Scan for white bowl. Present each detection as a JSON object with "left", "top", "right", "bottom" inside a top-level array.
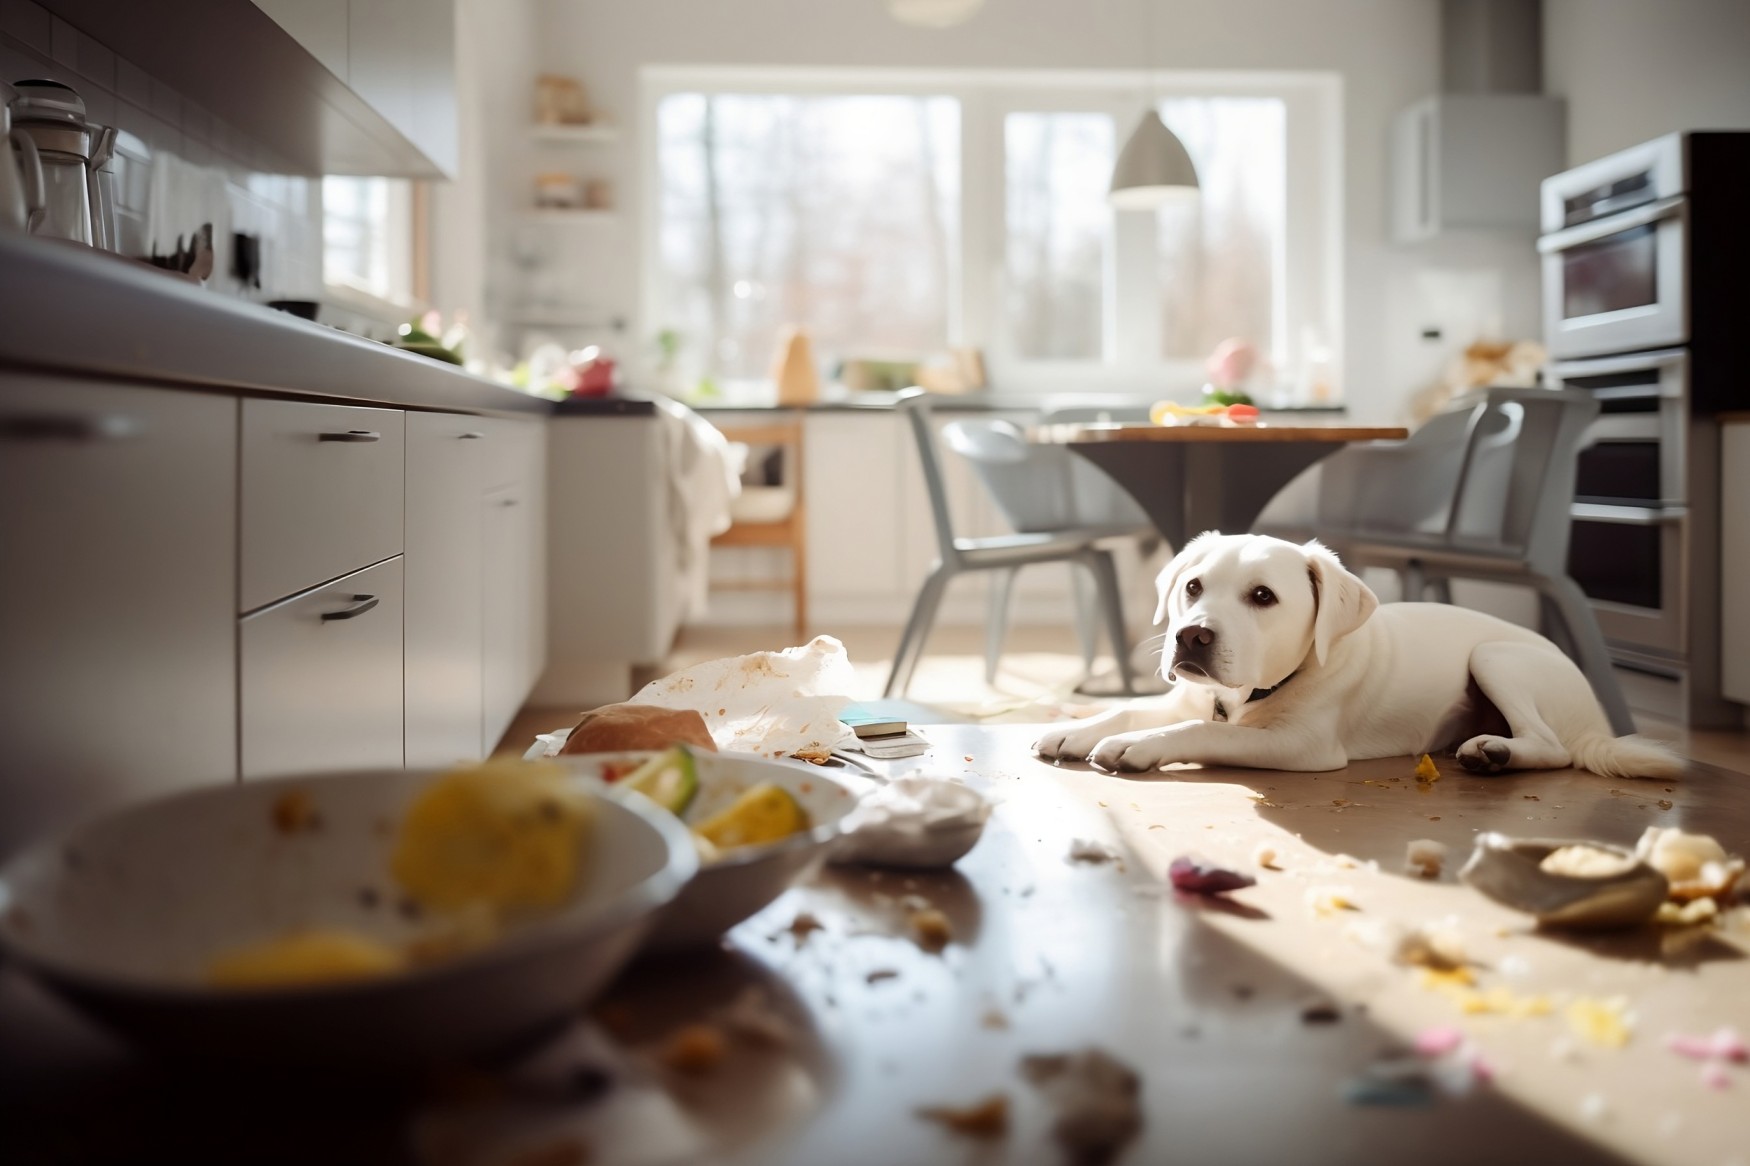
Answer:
[
  {"left": 558, "top": 751, "right": 864, "bottom": 952},
  {"left": 0, "top": 767, "right": 697, "bottom": 1066}
]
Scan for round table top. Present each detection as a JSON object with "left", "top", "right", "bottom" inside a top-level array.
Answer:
[{"left": 1034, "top": 421, "right": 1410, "bottom": 444}]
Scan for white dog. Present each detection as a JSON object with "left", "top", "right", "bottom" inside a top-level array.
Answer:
[{"left": 1033, "top": 533, "right": 1682, "bottom": 780}]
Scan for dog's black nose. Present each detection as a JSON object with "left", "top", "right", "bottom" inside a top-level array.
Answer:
[{"left": 1176, "top": 624, "right": 1215, "bottom": 650}]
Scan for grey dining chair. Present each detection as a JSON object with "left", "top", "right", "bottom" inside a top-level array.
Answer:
[
  {"left": 1252, "top": 386, "right": 1633, "bottom": 734},
  {"left": 883, "top": 390, "right": 1139, "bottom": 698}
]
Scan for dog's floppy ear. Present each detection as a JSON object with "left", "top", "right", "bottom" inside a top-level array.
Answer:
[
  {"left": 1152, "top": 531, "right": 1221, "bottom": 625},
  {"left": 1304, "top": 539, "right": 1377, "bottom": 665}
]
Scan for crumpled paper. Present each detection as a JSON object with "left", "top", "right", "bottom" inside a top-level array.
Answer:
[{"left": 530, "top": 636, "right": 857, "bottom": 763}]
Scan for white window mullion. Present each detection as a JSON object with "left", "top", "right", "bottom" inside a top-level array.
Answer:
[{"left": 955, "top": 88, "right": 997, "bottom": 352}]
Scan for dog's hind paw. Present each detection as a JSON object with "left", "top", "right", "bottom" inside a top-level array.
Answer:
[{"left": 1457, "top": 736, "right": 1512, "bottom": 774}]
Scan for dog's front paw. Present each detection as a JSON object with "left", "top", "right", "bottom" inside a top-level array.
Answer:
[
  {"left": 1088, "top": 730, "right": 1175, "bottom": 774},
  {"left": 1032, "top": 722, "right": 1111, "bottom": 763}
]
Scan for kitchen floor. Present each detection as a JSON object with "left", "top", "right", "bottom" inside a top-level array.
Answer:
[{"left": 498, "top": 623, "right": 1750, "bottom": 778}]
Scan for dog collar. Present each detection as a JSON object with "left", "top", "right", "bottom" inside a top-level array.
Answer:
[{"left": 1212, "top": 671, "right": 1298, "bottom": 722}]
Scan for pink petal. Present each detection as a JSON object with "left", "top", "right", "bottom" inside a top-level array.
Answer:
[
  {"left": 1168, "top": 857, "right": 1256, "bottom": 895},
  {"left": 1667, "top": 1033, "right": 1714, "bottom": 1060},
  {"left": 1414, "top": 1026, "right": 1466, "bottom": 1058},
  {"left": 1709, "top": 1028, "right": 1749, "bottom": 1064}
]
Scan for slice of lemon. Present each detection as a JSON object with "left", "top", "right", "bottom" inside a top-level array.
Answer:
[
  {"left": 692, "top": 782, "right": 810, "bottom": 852},
  {"left": 206, "top": 928, "right": 405, "bottom": 989}
]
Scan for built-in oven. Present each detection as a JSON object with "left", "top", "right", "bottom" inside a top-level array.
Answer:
[
  {"left": 1553, "top": 349, "right": 1688, "bottom": 656},
  {"left": 1539, "top": 135, "right": 1688, "bottom": 360}
]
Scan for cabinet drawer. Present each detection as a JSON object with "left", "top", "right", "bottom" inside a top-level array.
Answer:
[
  {"left": 241, "top": 557, "right": 404, "bottom": 779},
  {"left": 241, "top": 399, "right": 405, "bottom": 611}
]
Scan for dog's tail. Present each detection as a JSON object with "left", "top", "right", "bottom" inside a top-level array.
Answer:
[{"left": 1569, "top": 733, "right": 1685, "bottom": 781}]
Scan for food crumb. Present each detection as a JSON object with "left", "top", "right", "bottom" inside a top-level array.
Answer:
[
  {"left": 1579, "top": 1092, "right": 1610, "bottom": 1123},
  {"left": 867, "top": 968, "right": 900, "bottom": 984},
  {"left": 784, "top": 912, "right": 825, "bottom": 944},
  {"left": 271, "top": 789, "right": 319, "bottom": 834},
  {"left": 981, "top": 1008, "right": 1010, "bottom": 1030},
  {"left": 1301, "top": 1002, "right": 1342, "bottom": 1025},
  {"left": 1252, "top": 843, "right": 1279, "bottom": 870},
  {"left": 910, "top": 907, "right": 953, "bottom": 953},
  {"left": 657, "top": 1024, "right": 727, "bottom": 1074},
  {"left": 1658, "top": 799, "right": 1673, "bottom": 811},
  {"left": 1306, "top": 885, "right": 1360, "bottom": 917},
  {"left": 964, "top": 755, "right": 974, "bottom": 763},
  {"left": 1068, "top": 838, "right": 1120, "bottom": 865},
  {"left": 1405, "top": 838, "right": 1447, "bottom": 879},
  {"left": 1413, "top": 754, "right": 1440, "bottom": 782},
  {"left": 1021, "top": 1047, "right": 1143, "bottom": 1164},
  {"left": 916, "top": 1094, "right": 1009, "bottom": 1139},
  {"left": 1566, "top": 997, "right": 1633, "bottom": 1049}
]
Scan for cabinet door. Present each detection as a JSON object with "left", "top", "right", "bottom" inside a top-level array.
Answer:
[
  {"left": 805, "top": 414, "right": 907, "bottom": 602},
  {"left": 0, "top": 378, "right": 236, "bottom": 858},
  {"left": 404, "top": 413, "right": 484, "bottom": 768},
  {"left": 241, "top": 399, "right": 405, "bottom": 612},
  {"left": 241, "top": 558, "right": 404, "bottom": 779},
  {"left": 1723, "top": 423, "right": 1750, "bottom": 704},
  {"left": 481, "top": 485, "right": 531, "bottom": 755}
]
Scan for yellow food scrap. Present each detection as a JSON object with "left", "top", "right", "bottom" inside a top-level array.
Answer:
[
  {"left": 916, "top": 1094, "right": 1010, "bottom": 1139},
  {"left": 1413, "top": 754, "right": 1440, "bottom": 782},
  {"left": 392, "top": 761, "right": 595, "bottom": 914},
  {"left": 692, "top": 782, "right": 810, "bottom": 851},
  {"left": 1418, "top": 965, "right": 1478, "bottom": 991},
  {"left": 1655, "top": 897, "right": 1719, "bottom": 926},
  {"left": 910, "top": 907, "right": 953, "bottom": 953},
  {"left": 206, "top": 927, "right": 405, "bottom": 989},
  {"left": 271, "top": 788, "right": 318, "bottom": 834},
  {"left": 1566, "top": 997, "right": 1633, "bottom": 1048},
  {"left": 1305, "top": 885, "right": 1360, "bottom": 917},
  {"left": 659, "top": 1023, "right": 728, "bottom": 1074},
  {"left": 1418, "top": 967, "right": 1554, "bottom": 1018}
]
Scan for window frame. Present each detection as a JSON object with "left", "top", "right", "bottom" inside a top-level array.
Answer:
[
  {"left": 322, "top": 176, "right": 426, "bottom": 321},
  {"left": 640, "top": 65, "right": 1342, "bottom": 398}
]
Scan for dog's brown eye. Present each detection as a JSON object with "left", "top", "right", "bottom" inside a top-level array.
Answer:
[
  {"left": 1250, "top": 586, "right": 1277, "bottom": 606},
  {"left": 1185, "top": 578, "right": 1202, "bottom": 598}
]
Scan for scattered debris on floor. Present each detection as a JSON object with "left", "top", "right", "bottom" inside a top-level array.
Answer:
[
  {"left": 866, "top": 968, "right": 900, "bottom": 985},
  {"left": 1636, "top": 827, "right": 1745, "bottom": 902},
  {"left": 1413, "top": 754, "right": 1440, "bottom": 783},
  {"left": 1252, "top": 843, "right": 1280, "bottom": 870},
  {"left": 783, "top": 912, "right": 825, "bottom": 945},
  {"left": 1305, "top": 885, "right": 1360, "bottom": 917},
  {"left": 1345, "top": 918, "right": 1468, "bottom": 972},
  {"left": 910, "top": 907, "right": 953, "bottom": 953},
  {"left": 1566, "top": 997, "right": 1634, "bottom": 1048},
  {"left": 1405, "top": 839, "right": 1447, "bottom": 879},
  {"left": 1300, "top": 1002, "right": 1342, "bottom": 1025},
  {"left": 1021, "top": 1047, "right": 1144, "bottom": 1166},
  {"left": 1666, "top": 1026, "right": 1747, "bottom": 1064},
  {"left": 981, "top": 1008, "right": 1011, "bottom": 1030},
  {"left": 1068, "top": 839, "right": 1122, "bottom": 865},
  {"left": 916, "top": 1094, "right": 1010, "bottom": 1139},
  {"left": 1168, "top": 856, "right": 1257, "bottom": 896},
  {"left": 714, "top": 987, "right": 794, "bottom": 1049}
]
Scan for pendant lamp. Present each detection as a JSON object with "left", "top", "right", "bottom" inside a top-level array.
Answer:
[{"left": 1110, "top": 110, "right": 1200, "bottom": 209}]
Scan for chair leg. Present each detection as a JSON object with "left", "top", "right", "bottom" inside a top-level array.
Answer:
[
  {"left": 1401, "top": 561, "right": 1426, "bottom": 602},
  {"left": 884, "top": 566, "right": 952, "bottom": 699},
  {"left": 1534, "top": 572, "right": 1635, "bottom": 736},
  {"left": 1069, "top": 565, "right": 1097, "bottom": 673},
  {"left": 1087, "top": 550, "right": 1138, "bottom": 695},
  {"left": 1424, "top": 577, "right": 1452, "bottom": 604},
  {"left": 792, "top": 539, "right": 808, "bottom": 642},
  {"left": 985, "top": 567, "right": 1018, "bottom": 686}
]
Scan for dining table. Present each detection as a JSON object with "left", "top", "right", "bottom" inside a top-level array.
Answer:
[
  {"left": 3, "top": 723, "right": 1745, "bottom": 1166},
  {"left": 1033, "top": 419, "right": 1411, "bottom": 548}
]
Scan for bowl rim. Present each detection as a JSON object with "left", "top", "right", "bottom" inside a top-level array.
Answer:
[
  {"left": 553, "top": 749, "right": 864, "bottom": 872},
  {"left": 0, "top": 765, "right": 700, "bottom": 1002}
]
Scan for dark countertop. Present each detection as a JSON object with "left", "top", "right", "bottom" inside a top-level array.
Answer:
[
  {"left": 0, "top": 234, "right": 549, "bottom": 417},
  {"left": 688, "top": 392, "right": 1347, "bottom": 415}
]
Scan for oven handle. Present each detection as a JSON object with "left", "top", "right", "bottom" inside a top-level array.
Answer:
[
  {"left": 1537, "top": 195, "right": 1685, "bottom": 254},
  {"left": 1570, "top": 502, "right": 1686, "bottom": 526}
]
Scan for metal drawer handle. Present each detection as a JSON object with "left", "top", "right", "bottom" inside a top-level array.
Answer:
[
  {"left": 320, "top": 594, "right": 380, "bottom": 621},
  {"left": 319, "top": 430, "right": 382, "bottom": 443},
  {"left": 0, "top": 414, "right": 141, "bottom": 442},
  {"left": 496, "top": 497, "right": 520, "bottom": 507},
  {"left": 459, "top": 431, "right": 485, "bottom": 440}
]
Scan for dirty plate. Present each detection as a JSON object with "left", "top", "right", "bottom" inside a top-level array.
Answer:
[
  {"left": 0, "top": 768, "right": 697, "bottom": 1066},
  {"left": 556, "top": 750, "right": 865, "bottom": 952}
]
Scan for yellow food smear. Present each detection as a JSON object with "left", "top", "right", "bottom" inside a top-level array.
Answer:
[
  {"left": 206, "top": 928, "right": 405, "bottom": 989},
  {"left": 1419, "top": 968, "right": 1554, "bottom": 1018},
  {"left": 692, "top": 782, "right": 809, "bottom": 852},
  {"left": 1566, "top": 996, "right": 1633, "bottom": 1048},
  {"left": 391, "top": 760, "right": 595, "bottom": 914},
  {"left": 1413, "top": 754, "right": 1440, "bottom": 782}
]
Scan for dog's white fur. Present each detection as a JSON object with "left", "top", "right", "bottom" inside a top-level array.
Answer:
[{"left": 1033, "top": 533, "right": 1682, "bottom": 780}]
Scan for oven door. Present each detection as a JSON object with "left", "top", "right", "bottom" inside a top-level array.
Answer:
[
  {"left": 1567, "top": 502, "right": 1685, "bottom": 655},
  {"left": 1540, "top": 196, "right": 1687, "bottom": 359},
  {"left": 1554, "top": 349, "right": 1688, "bottom": 506}
]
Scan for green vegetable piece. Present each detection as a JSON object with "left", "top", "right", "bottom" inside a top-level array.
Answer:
[{"left": 619, "top": 746, "right": 700, "bottom": 816}]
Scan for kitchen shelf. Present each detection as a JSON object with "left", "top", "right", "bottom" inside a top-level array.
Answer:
[
  {"left": 530, "top": 123, "right": 619, "bottom": 144},
  {"left": 523, "top": 209, "right": 620, "bottom": 225}
]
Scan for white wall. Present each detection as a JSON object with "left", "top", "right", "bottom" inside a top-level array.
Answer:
[
  {"left": 497, "top": 0, "right": 1543, "bottom": 425},
  {"left": 1545, "top": 0, "right": 1750, "bottom": 166}
]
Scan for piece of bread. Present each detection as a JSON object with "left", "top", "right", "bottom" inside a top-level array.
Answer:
[{"left": 559, "top": 703, "right": 718, "bottom": 755}]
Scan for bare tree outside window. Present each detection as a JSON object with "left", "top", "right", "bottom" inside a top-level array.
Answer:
[
  {"left": 1003, "top": 112, "right": 1113, "bottom": 360},
  {"left": 657, "top": 93, "right": 960, "bottom": 383},
  {"left": 1156, "top": 97, "right": 1286, "bottom": 365}
]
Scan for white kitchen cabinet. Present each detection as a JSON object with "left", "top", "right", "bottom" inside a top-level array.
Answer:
[
  {"left": 241, "top": 557, "right": 405, "bottom": 779},
  {"left": 804, "top": 413, "right": 909, "bottom": 607},
  {"left": 252, "top": 0, "right": 349, "bottom": 78},
  {"left": 0, "top": 377, "right": 237, "bottom": 858},
  {"left": 240, "top": 399, "right": 406, "bottom": 612},
  {"left": 1722, "top": 421, "right": 1750, "bottom": 705},
  {"left": 1389, "top": 95, "right": 1565, "bottom": 243},
  {"left": 404, "top": 412, "right": 485, "bottom": 768},
  {"left": 480, "top": 418, "right": 546, "bottom": 754}
]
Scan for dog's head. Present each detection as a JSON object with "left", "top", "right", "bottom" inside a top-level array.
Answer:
[{"left": 1151, "top": 532, "right": 1378, "bottom": 690}]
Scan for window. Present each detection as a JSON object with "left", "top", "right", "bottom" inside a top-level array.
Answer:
[
  {"left": 322, "top": 176, "right": 416, "bottom": 309},
  {"left": 656, "top": 92, "right": 959, "bottom": 382},
  {"left": 644, "top": 68, "right": 1339, "bottom": 396}
]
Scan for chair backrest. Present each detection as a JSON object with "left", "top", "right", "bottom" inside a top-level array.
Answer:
[
  {"left": 898, "top": 388, "right": 963, "bottom": 563},
  {"left": 942, "top": 418, "right": 1080, "bottom": 533}
]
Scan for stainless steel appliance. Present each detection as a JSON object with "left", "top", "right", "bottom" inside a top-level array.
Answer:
[
  {"left": 7, "top": 79, "right": 117, "bottom": 249},
  {"left": 1541, "top": 132, "right": 1750, "bottom": 726}
]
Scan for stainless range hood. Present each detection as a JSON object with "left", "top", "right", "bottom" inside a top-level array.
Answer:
[{"left": 1390, "top": 0, "right": 1566, "bottom": 242}]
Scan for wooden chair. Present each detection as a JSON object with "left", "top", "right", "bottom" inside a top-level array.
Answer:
[{"left": 710, "top": 420, "right": 807, "bottom": 638}]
